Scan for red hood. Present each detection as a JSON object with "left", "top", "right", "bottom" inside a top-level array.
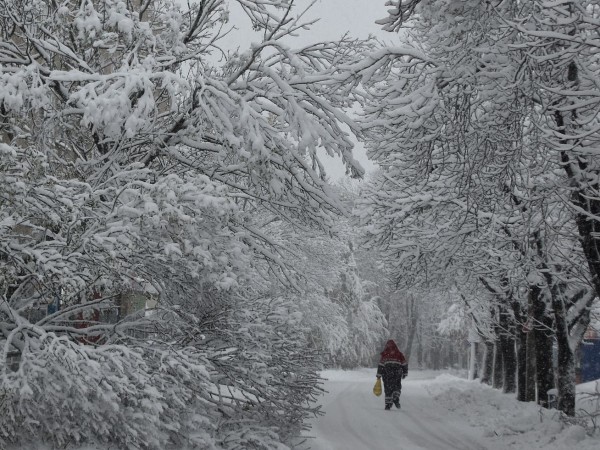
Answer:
[{"left": 380, "top": 340, "right": 406, "bottom": 363}]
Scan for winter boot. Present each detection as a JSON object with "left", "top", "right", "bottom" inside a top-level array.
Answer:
[
  {"left": 393, "top": 391, "right": 401, "bottom": 409},
  {"left": 385, "top": 403, "right": 392, "bottom": 410}
]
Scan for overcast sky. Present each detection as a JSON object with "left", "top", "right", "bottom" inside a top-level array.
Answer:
[
  {"left": 291, "top": 0, "right": 393, "bottom": 41},
  {"left": 223, "top": 0, "right": 400, "bottom": 182}
]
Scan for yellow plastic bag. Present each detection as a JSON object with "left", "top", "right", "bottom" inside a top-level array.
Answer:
[{"left": 373, "top": 377, "right": 382, "bottom": 397}]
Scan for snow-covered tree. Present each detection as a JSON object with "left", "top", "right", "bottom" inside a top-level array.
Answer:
[
  {"left": 355, "top": 0, "right": 600, "bottom": 416},
  {"left": 0, "top": 0, "right": 397, "bottom": 447}
]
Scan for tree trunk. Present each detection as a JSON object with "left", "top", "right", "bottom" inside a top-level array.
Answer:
[
  {"left": 552, "top": 299, "right": 576, "bottom": 416},
  {"left": 442, "top": 343, "right": 450, "bottom": 369},
  {"left": 480, "top": 340, "right": 494, "bottom": 385},
  {"left": 531, "top": 287, "right": 554, "bottom": 407},
  {"left": 492, "top": 341, "right": 503, "bottom": 389},
  {"left": 513, "top": 300, "right": 527, "bottom": 401},
  {"left": 468, "top": 341, "right": 479, "bottom": 380},
  {"left": 500, "top": 337, "right": 517, "bottom": 393},
  {"left": 534, "top": 315, "right": 554, "bottom": 407},
  {"left": 431, "top": 344, "right": 440, "bottom": 370},
  {"left": 555, "top": 110, "right": 599, "bottom": 412},
  {"left": 479, "top": 280, "right": 517, "bottom": 392},
  {"left": 516, "top": 328, "right": 527, "bottom": 401},
  {"left": 525, "top": 330, "right": 537, "bottom": 401},
  {"left": 532, "top": 225, "right": 575, "bottom": 415},
  {"left": 416, "top": 327, "right": 423, "bottom": 368},
  {"left": 499, "top": 304, "right": 517, "bottom": 394},
  {"left": 524, "top": 285, "right": 539, "bottom": 402}
]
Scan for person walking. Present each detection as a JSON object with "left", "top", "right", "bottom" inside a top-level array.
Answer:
[{"left": 376, "top": 339, "right": 408, "bottom": 410}]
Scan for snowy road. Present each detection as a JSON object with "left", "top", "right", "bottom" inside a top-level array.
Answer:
[{"left": 305, "top": 369, "right": 495, "bottom": 450}]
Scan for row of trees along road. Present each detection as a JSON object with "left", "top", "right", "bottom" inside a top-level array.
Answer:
[
  {"left": 358, "top": 0, "right": 600, "bottom": 417},
  {"left": 0, "top": 0, "right": 398, "bottom": 448}
]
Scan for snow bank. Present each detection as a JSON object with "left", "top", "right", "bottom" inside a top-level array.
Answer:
[{"left": 425, "top": 374, "right": 600, "bottom": 450}]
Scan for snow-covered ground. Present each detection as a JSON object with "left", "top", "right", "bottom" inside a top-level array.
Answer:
[
  {"left": 11, "top": 369, "right": 600, "bottom": 450},
  {"left": 302, "top": 369, "right": 600, "bottom": 450}
]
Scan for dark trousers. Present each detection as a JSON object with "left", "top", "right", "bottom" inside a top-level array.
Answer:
[{"left": 381, "top": 368, "right": 403, "bottom": 406}]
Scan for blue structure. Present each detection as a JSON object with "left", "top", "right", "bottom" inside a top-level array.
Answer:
[{"left": 579, "top": 339, "right": 600, "bottom": 384}]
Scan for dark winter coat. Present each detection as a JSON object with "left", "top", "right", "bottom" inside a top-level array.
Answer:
[{"left": 376, "top": 340, "right": 408, "bottom": 406}]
